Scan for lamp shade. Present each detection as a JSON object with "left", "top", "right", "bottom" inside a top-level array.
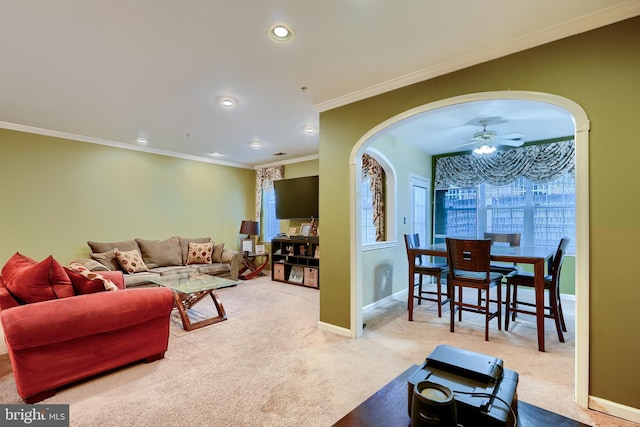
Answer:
[{"left": 239, "top": 220, "right": 260, "bottom": 236}]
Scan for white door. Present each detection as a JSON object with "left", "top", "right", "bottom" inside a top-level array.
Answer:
[{"left": 410, "top": 175, "right": 430, "bottom": 245}]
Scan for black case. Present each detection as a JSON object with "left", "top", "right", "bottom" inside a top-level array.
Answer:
[{"left": 408, "top": 345, "right": 519, "bottom": 427}]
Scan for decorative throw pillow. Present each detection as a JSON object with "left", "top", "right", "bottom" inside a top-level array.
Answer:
[
  {"left": 1, "top": 253, "right": 74, "bottom": 303},
  {"left": 113, "top": 249, "right": 149, "bottom": 274},
  {"left": 212, "top": 243, "right": 225, "bottom": 263},
  {"left": 1, "top": 252, "right": 37, "bottom": 283},
  {"left": 64, "top": 262, "right": 118, "bottom": 293},
  {"left": 179, "top": 237, "right": 212, "bottom": 265},
  {"left": 186, "top": 242, "right": 214, "bottom": 265}
]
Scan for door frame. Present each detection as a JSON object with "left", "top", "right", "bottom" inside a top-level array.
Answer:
[{"left": 349, "top": 90, "right": 590, "bottom": 407}]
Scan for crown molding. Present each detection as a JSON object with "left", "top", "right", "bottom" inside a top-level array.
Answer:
[
  {"left": 314, "top": 1, "right": 640, "bottom": 112},
  {"left": 0, "top": 121, "right": 256, "bottom": 169},
  {"left": 254, "top": 154, "right": 320, "bottom": 169}
]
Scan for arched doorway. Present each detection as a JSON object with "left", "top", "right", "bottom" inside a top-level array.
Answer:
[{"left": 349, "top": 90, "right": 590, "bottom": 406}]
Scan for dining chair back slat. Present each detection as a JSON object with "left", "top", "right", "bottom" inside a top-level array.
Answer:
[
  {"left": 504, "top": 237, "right": 571, "bottom": 343},
  {"left": 446, "top": 238, "right": 503, "bottom": 341},
  {"left": 404, "top": 234, "right": 448, "bottom": 317}
]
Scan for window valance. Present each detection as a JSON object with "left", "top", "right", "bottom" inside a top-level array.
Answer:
[
  {"left": 435, "top": 140, "right": 575, "bottom": 189},
  {"left": 255, "top": 165, "right": 284, "bottom": 220}
]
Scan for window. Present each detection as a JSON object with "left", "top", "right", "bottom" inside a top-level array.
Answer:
[
  {"left": 410, "top": 175, "right": 431, "bottom": 244},
  {"left": 360, "top": 148, "right": 396, "bottom": 247},
  {"left": 262, "top": 188, "right": 280, "bottom": 242},
  {"left": 435, "top": 173, "right": 575, "bottom": 251},
  {"left": 361, "top": 176, "right": 377, "bottom": 244}
]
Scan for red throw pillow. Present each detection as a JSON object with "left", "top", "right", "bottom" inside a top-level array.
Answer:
[
  {"left": 64, "top": 269, "right": 105, "bottom": 294},
  {"left": 1, "top": 252, "right": 37, "bottom": 282},
  {"left": 64, "top": 262, "right": 118, "bottom": 294},
  {"left": 2, "top": 253, "right": 74, "bottom": 303}
]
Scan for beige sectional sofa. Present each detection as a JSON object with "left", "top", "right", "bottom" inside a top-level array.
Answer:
[{"left": 73, "top": 236, "right": 242, "bottom": 288}]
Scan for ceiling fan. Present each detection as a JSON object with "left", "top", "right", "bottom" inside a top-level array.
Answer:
[{"left": 454, "top": 117, "right": 525, "bottom": 153}]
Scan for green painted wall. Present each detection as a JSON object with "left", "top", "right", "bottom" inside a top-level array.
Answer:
[
  {"left": 319, "top": 16, "right": 640, "bottom": 408},
  {"left": 0, "top": 129, "right": 255, "bottom": 265},
  {"left": 361, "top": 136, "right": 432, "bottom": 306}
]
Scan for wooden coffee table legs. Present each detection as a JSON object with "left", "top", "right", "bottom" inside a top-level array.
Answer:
[{"left": 172, "top": 289, "right": 227, "bottom": 331}]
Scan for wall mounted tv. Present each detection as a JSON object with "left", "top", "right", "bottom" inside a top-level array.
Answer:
[{"left": 274, "top": 176, "right": 319, "bottom": 219}]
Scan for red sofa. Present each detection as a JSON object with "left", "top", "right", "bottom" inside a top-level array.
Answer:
[{"left": 0, "top": 264, "right": 175, "bottom": 403}]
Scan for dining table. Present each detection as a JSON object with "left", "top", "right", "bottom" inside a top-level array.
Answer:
[{"left": 407, "top": 242, "right": 556, "bottom": 352}]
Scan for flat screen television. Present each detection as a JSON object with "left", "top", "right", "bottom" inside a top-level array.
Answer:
[{"left": 274, "top": 176, "right": 319, "bottom": 219}]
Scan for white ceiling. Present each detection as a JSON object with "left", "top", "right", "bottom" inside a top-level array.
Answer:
[{"left": 1, "top": 1, "right": 639, "bottom": 168}]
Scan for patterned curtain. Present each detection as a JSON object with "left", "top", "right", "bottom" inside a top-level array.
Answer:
[
  {"left": 255, "top": 166, "right": 284, "bottom": 220},
  {"left": 435, "top": 140, "right": 575, "bottom": 189},
  {"left": 362, "top": 154, "right": 385, "bottom": 242}
]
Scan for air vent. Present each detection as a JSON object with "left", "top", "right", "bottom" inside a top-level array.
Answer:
[{"left": 273, "top": 152, "right": 286, "bottom": 156}]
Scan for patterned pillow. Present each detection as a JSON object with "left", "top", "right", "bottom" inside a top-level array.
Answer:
[
  {"left": 113, "top": 249, "right": 149, "bottom": 274},
  {"left": 64, "top": 262, "right": 118, "bottom": 293},
  {"left": 212, "top": 243, "right": 225, "bottom": 263},
  {"left": 186, "top": 242, "right": 214, "bottom": 265}
]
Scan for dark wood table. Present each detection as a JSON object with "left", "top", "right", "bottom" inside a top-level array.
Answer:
[
  {"left": 333, "top": 365, "right": 590, "bottom": 427},
  {"left": 239, "top": 252, "right": 270, "bottom": 280},
  {"left": 408, "top": 244, "right": 555, "bottom": 352}
]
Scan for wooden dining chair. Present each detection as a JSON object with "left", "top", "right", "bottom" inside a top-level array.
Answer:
[
  {"left": 483, "top": 232, "right": 521, "bottom": 275},
  {"left": 404, "top": 234, "right": 449, "bottom": 317},
  {"left": 445, "top": 238, "right": 503, "bottom": 341},
  {"left": 504, "top": 237, "right": 570, "bottom": 343}
]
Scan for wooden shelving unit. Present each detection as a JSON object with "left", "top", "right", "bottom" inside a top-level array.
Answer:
[{"left": 271, "top": 237, "right": 319, "bottom": 288}]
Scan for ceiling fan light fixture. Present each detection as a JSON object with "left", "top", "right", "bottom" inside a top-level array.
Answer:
[
  {"left": 473, "top": 144, "right": 496, "bottom": 155},
  {"left": 473, "top": 129, "right": 497, "bottom": 141}
]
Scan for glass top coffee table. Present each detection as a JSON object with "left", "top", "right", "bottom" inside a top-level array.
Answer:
[{"left": 149, "top": 273, "right": 238, "bottom": 331}]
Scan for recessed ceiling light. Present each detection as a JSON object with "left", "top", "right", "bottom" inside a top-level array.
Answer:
[
  {"left": 209, "top": 152, "right": 224, "bottom": 157},
  {"left": 250, "top": 141, "right": 263, "bottom": 150},
  {"left": 218, "top": 96, "right": 238, "bottom": 108},
  {"left": 136, "top": 137, "right": 148, "bottom": 145},
  {"left": 269, "top": 25, "right": 294, "bottom": 42},
  {"left": 303, "top": 125, "right": 317, "bottom": 134}
]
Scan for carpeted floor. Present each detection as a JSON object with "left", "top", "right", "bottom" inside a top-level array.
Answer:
[{"left": 0, "top": 276, "right": 637, "bottom": 426}]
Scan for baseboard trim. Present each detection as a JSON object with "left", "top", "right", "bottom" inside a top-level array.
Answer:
[
  {"left": 317, "top": 321, "right": 352, "bottom": 337},
  {"left": 363, "top": 290, "right": 406, "bottom": 316},
  {"left": 589, "top": 395, "right": 640, "bottom": 424}
]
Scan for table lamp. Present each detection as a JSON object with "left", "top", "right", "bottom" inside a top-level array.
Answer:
[{"left": 239, "top": 220, "right": 260, "bottom": 254}]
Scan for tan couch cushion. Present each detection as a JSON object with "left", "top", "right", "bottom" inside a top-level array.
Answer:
[
  {"left": 136, "top": 237, "right": 182, "bottom": 269},
  {"left": 90, "top": 250, "right": 120, "bottom": 271},
  {"left": 179, "top": 237, "right": 211, "bottom": 265},
  {"left": 212, "top": 243, "right": 225, "bottom": 263},
  {"left": 87, "top": 239, "right": 138, "bottom": 254}
]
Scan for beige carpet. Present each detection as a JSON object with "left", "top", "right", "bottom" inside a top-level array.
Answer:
[{"left": 0, "top": 277, "right": 636, "bottom": 426}]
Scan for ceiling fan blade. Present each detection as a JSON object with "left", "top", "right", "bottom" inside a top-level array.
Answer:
[
  {"left": 499, "top": 132, "right": 524, "bottom": 140},
  {"left": 450, "top": 140, "right": 480, "bottom": 150},
  {"left": 497, "top": 132, "right": 524, "bottom": 147},
  {"left": 498, "top": 139, "right": 524, "bottom": 147}
]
